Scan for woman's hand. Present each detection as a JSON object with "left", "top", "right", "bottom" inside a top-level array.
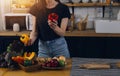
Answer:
[
  {"left": 48, "top": 18, "right": 69, "bottom": 36},
  {"left": 48, "top": 20, "right": 58, "bottom": 30},
  {"left": 26, "top": 32, "right": 37, "bottom": 46}
]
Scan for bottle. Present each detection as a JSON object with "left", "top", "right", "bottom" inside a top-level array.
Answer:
[{"left": 13, "top": 23, "right": 20, "bottom": 32}]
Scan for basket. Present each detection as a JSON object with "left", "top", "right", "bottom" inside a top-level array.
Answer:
[
  {"left": 77, "top": 21, "right": 87, "bottom": 31},
  {"left": 19, "top": 64, "right": 41, "bottom": 72},
  {"left": 36, "top": 57, "right": 66, "bottom": 70},
  {"left": 77, "top": 14, "right": 88, "bottom": 31},
  {"left": 116, "top": 62, "right": 120, "bottom": 68}
]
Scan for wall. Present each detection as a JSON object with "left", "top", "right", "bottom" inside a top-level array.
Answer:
[
  {"left": 104, "top": 7, "right": 120, "bottom": 18},
  {"left": 1, "top": 1, "right": 120, "bottom": 31},
  {"left": 72, "top": 7, "right": 120, "bottom": 29},
  {"left": 0, "top": 0, "right": 11, "bottom": 31},
  {"left": 0, "top": 0, "right": 3, "bottom": 31}
]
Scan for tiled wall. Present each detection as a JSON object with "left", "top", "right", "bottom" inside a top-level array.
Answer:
[
  {"left": 70, "top": 7, "right": 120, "bottom": 29},
  {"left": 104, "top": 7, "right": 120, "bottom": 18}
]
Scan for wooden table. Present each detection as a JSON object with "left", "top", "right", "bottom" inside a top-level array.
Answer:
[{"left": 0, "top": 59, "right": 71, "bottom": 76}]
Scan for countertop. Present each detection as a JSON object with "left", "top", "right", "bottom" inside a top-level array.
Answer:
[
  {"left": 1, "top": 30, "right": 120, "bottom": 37},
  {"left": 0, "top": 59, "right": 71, "bottom": 76}
]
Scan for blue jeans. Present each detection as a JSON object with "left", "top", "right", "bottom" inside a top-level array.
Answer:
[{"left": 38, "top": 37, "right": 70, "bottom": 58}]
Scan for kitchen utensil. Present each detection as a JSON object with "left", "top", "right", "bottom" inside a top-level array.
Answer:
[{"left": 79, "top": 63, "right": 111, "bottom": 69}]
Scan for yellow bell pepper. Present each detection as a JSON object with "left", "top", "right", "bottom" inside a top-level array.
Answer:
[
  {"left": 24, "top": 52, "right": 36, "bottom": 60},
  {"left": 20, "top": 34, "right": 30, "bottom": 45}
]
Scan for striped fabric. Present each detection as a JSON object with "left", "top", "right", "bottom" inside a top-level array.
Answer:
[{"left": 71, "top": 57, "right": 120, "bottom": 76}]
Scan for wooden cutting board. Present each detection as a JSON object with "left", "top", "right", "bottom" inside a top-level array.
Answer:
[
  {"left": 79, "top": 63, "right": 111, "bottom": 69},
  {"left": 116, "top": 62, "right": 120, "bottom": 68}
]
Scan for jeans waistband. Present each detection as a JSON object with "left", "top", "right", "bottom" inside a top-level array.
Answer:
[{"left": 40, "top": 37, "right": 64, "bottom": 43}]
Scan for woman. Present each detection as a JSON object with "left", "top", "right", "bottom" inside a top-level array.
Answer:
[{"left": 28, "top": 0, "right": 70, "bottom": 58}]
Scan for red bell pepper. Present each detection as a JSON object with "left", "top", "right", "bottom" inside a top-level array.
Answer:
[
  {"left": 48, "top": 13, "right": 59, "bottom": 21},
  {"left": 12, "top": 56, "right": 24, "bottom": 64}
]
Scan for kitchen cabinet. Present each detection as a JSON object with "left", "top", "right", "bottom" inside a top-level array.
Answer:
[
  {"left": 66, "top": 37, "right": 106, "bottom": 58},
  {"left": 0, "top": 36, "right": 38, "bottom": 55},
  {"left": 1, "top": 31, "right": 120, "bottom": 58},
  {"left": 66, "top": 37, "right": 120, "bottom": 59},
  {"left": 105, "top": 37, "right": 120, "bottom": 58},
  {"left": 0, "top": 39, "right": 4, "bottom": 53},
  {"left": 0, "top": 36, "right": 19, "bottom": 53},
  {"left": 1, "top": 36, "right": 120, "bottom": 59}
]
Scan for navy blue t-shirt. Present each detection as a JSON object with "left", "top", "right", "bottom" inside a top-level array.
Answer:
[{"left": 29, "top": 3, "right": 70, "bottom": 41}]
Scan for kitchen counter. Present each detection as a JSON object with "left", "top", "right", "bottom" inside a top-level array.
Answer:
[
  {"left": 66, "top": 30, "right": 120, "bottom": 37},
  {"left": 0, "top": 59, "right": 71, "bottom": 76},
  {"left": 1, "top": 30, "right": 120, "bottom": 37},
  {"left": 0, "top": 31, "right": 30, "bottom": 36}
]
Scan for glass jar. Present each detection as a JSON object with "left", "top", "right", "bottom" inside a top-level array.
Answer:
[{"left": 13, "top": 23, "right": 20, "bottom": 32}]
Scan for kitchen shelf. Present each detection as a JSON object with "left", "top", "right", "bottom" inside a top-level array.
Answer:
[
  {"left": 10, "top": 3, "right": 120, "bottom": 13},
  {"left": 65, "top": 30, "right": 120, "bottom": 37},
  {"left": 65, "top": 2, "right": 120, "bottom": 30},
  {"left": 11, "top": 8, "right": 30, "bottom": 13},
  {"left": 66, "top": 3, "right": 120, "bottom": 7},
  {"left": 1, "top": 30, "right": 120, "bottom": 37}
]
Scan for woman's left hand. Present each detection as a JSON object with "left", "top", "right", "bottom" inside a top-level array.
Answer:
[{"left": 48, "top": 20, "right": 58, "bottom": 30}]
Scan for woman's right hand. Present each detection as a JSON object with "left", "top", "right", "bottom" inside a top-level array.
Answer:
[{"left": 27, "top": 32, "right": 37, "bottom": 46}]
